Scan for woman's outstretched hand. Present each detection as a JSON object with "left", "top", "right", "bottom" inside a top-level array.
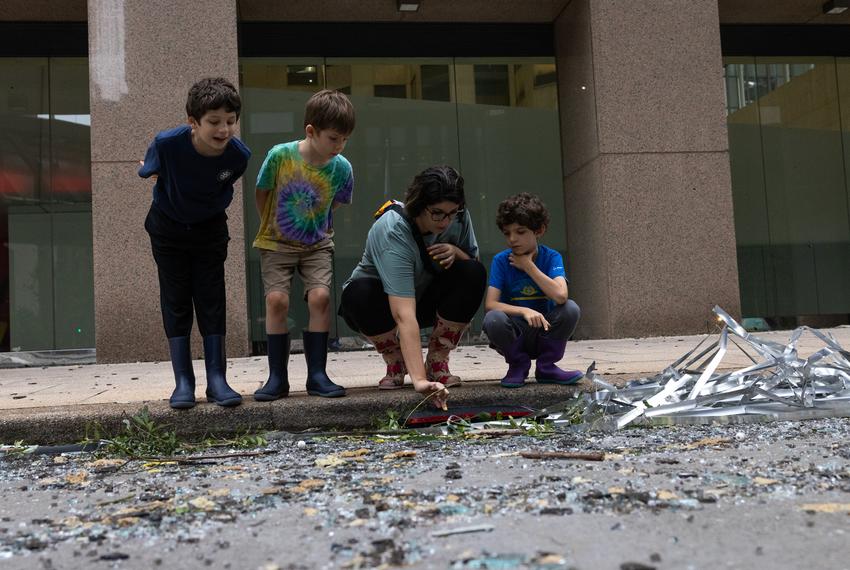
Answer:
[{"left": 412, "top": 378, "right": 449, "bottom": 410}]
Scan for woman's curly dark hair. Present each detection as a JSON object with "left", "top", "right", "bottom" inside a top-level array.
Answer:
[
  {"left": 403, "top": 165, "right": 465, "bottom": 218},
  {"left": 495, "top": 192, "right": 549, "bottom": 232}
]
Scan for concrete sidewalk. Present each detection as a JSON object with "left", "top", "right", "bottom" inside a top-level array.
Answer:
[{"left": 2, "top": 326, "right": 849, "bottom": 444}]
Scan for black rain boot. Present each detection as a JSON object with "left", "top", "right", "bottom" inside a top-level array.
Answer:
[
  {"left": 254, "top": 333, "right": 291, "bottom": 401},
  {"left": 168, "top": 336, "right": 196, "bottom": 409},
  {"left": 203, "top": 334, "right": 243, "bottom": 407},
  {"left": 303, "top": 331, "right": 346, "bottom": 398}
]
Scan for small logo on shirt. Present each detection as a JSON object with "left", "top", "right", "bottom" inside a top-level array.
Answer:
[
  {"left": 520, "top": 285, "right": 538, "bottom": 296},
  {"left": 217, "top": 170, "right": 233, "bottom": 182}
]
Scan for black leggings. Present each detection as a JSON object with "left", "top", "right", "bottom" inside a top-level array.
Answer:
[{"left": 339, "top": 259, "right": 487, "bottom": 336}]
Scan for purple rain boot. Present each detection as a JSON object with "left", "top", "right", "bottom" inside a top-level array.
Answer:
[
  {"left": 500, "top": 335, "right": 532, "bottom": 389},
  {"left": 534, "top": 336, "right": 583, "bottom": 385}
]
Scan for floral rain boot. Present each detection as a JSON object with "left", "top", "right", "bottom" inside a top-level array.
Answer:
[{"left": 425, "top": 315, "right": 468, "bottom": 385}]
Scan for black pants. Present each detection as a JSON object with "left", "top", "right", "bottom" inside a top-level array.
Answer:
[
  {"left": 339, "top": 258, "right": 487, "bottom": 336},
  {"left": 145, "top": 205, "right": 229, "bottom": 338}
]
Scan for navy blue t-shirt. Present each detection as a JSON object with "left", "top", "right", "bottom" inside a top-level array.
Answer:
[
  {"left": 138, "top": 125, "right": 251, "bottom": 224},
  {"left": 488, "top": 244, "right": 569, "bottom": 314}
]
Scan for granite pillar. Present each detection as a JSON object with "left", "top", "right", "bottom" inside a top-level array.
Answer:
[
  {"left": 88, "top": 0, "right": 248, "bottom": 362},
  {"left": 555, "top": 0, "right": 741, "bottom": 338}
]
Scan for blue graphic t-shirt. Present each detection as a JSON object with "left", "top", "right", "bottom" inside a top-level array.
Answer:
[
  {"left": 253, "top": 141, "right": 354, "bottom": 250},
  {"left": 488, "top": 245, "right": 569, "bottom": 314},
  {"left": 138, "top": 125, "right": 251, "bottom": 224}
]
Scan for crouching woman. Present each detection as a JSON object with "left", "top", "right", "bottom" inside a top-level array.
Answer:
[{"left": 338, "top": 165, "right": 486, "bottom": 409}]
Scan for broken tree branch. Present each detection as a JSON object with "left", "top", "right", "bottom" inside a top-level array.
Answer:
[{"left": 519, "top": 451, "right": 605, "bottom": 461}]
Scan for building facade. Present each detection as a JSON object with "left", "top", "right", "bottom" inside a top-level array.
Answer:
[{"left": 0, "top": 1, "right": 847, "bottom": 363}]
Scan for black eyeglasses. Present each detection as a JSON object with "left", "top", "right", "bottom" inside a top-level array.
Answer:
[{"left": 425, "top": 206, "right": 464, "bottom": 222}]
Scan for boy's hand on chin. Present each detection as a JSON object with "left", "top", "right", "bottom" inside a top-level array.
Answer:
[{"left": 508, "top": 252, "right": 534, "bottom": 272}]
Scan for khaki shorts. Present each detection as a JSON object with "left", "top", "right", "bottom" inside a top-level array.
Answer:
[{"left": 259, "top": 240, "right": 334, "bottom": 297}]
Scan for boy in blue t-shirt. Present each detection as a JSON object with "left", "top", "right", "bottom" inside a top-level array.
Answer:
[
  {"left": 139, "top": 77, "right": 251, "bottom": 409},
  {"left": 483, "top": 193, "right": 582, "bottom": 388},
  {"left": 252, "top": 90, "right": 355, "bottom": 401}
]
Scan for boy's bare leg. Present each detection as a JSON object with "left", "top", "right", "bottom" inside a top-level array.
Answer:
[
  {"left": 265, "top": 290, "right": 290, "bottom": 334},
  {"left": 306, "top": 287, "right": 331, "bottom": 333}
]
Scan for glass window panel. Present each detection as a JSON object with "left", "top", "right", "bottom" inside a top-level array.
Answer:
[
  {"left": 0, "top": 59, "right": 50, "bottom": 351},
  {"left": 724, "top": 56, "right": 772, "bottom": 316},
  {"left": 724, "top": 58, "right": 760, "bottom": 115},
  {"left": 8, "top": 209, "right": 54, "bottom": 350},
  {"left": 839, "top": 58, "right": 850, "bottom": 209},
  {"left": 756, "top": 57, "right": 849, "bottom": 315},
  {"left": 0, "top": 58, "right": 49, "bottom": 202},
  {"left": 727, "top": 55, "right": 850, "bottom": 319},
  {"left": 52, "top": 209, "right": 94, "bottom": 348},
  {"left": 454, "top": 58, "right": 564, "bottom": 334},
  {"left": 836, "top": 58, "right": 850, "bottom": 314},
  {"left": 0, "top": 57, "right": 94, "bottom": 352},
  {"left": 49, "top": 58, "right": 91, "bottom": 204},
  {"left": 420, "top": 65, "right": 451, "bottom": 102},
  {"left": 473, "top": 64, "right": 510, "bottom": 106},
  {"left": 286, "top": 64, "right": 320, "bottom": 87}
]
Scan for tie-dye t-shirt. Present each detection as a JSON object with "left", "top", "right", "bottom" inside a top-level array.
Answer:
[{"left": 253, "top": 141, "right": 354, "bottom": 250}]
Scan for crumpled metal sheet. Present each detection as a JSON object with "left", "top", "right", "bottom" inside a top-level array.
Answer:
[{"left": 565, "top": 306, "right": 850, "bottom": 429}]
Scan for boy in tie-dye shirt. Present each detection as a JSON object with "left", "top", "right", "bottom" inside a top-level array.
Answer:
[{"left": 252, "top": 90, "right": 355, "bottom": 401}]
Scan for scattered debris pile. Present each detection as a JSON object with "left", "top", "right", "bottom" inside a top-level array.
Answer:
[{"left": 571, "top": 306, "right": 850, "bottom": 429}]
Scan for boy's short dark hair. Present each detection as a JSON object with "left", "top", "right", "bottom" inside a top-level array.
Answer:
[
  {"left": 304, "top": 89, "right": 356, "bottom": 134},
  {"left": 186, "top": 77, "right": 242, "bottom": 121},
  {"left": 496, "top": 192, "right": 550, "bottom": 232},
  {"left": 404, "top": 165, "right": 465, "bottom": 218}
]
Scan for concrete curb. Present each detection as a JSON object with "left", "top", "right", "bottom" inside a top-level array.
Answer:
[{"left": 0, "top": 377, "right": 631, "bottom": 445}]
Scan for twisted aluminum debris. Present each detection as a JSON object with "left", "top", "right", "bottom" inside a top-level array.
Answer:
[{"left": 580, "top": 306, "right": 850, "bottom": 429}]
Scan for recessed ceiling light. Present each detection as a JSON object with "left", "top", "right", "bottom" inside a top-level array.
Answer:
[
  {"left": 397, "top": 0, "right": 420, "bottom": 12},
  {"left": 823, "top": 0, "right": 849, "bottom": 15}
]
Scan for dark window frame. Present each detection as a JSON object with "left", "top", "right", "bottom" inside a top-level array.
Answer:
[
  {"left": 0, "top": 22, "right": 87, "bottom": 57},
  {"left": 721, "top": 25, "right": 850, "bottom": 57},
  {"left": 239, "top": 22, "right": 554, "bottom": 58}
]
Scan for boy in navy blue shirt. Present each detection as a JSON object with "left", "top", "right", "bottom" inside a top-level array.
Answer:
[
  {"left": 139, "top": 77, "right": 251, "bottom": 409},
  {"left": 483, "top": 193, "right": 583, "bottom": 388}
]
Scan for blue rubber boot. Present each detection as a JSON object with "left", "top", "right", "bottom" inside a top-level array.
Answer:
[
  {"left": 254, "top": 333, "right": 290, "bottom": 401},
  {"left": 303, "top": 331, "right": 346, "bottom": 398},
  {"left": 203, "top": 335, "right": 243, "bottom": 407},
  {"left": 168, "top": 336, "right": 196, "bottom": 409},
  {"left": 534, "top": 336, "right": 583, "bottom": 385}
]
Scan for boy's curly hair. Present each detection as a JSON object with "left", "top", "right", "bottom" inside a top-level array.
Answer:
[
  {"left": 186, "top": 77, "right": 242, "bottom": 121},
  {"left": 304, "top": 89, "right": 356, "bottom": 135},
  {"left": 496, "top": 192, "right": 549, "bottom": 232}
]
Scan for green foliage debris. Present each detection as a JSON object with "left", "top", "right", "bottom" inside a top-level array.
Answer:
[{"left": 83, "top": 406, "right": 267, "bottom": 458}]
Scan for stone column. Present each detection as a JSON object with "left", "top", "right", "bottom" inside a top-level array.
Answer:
[
  {"left": 554, "top": 0, "right": 741, "bottom": 338},
  {"left": 88, "top": 0, "right": 248, "bottom": 362}
]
